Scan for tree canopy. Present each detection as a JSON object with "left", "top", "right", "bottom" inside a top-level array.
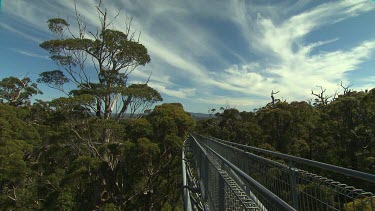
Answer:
[
  {"left": 0, "top": 76, "right": 42, "bottom": 106},
  {"left": 1, "top": 1, "right": 374, "bottom": 210},
  {"left": 38, "top": 5, "right": 159, "bottom": 122},
  {"left": 196, "top": 88, "right": 375, "bottom": 178}
]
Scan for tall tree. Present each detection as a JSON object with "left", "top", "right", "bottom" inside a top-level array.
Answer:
[
  {"left": 31, "top": 3, "right": 167, "bottom": 209},
  {"left": 38, "top": 3, "right": 162, "bottom": 144}
]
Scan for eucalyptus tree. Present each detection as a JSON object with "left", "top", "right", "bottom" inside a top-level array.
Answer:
[
  {"left": 38, "top": 3, "right": 162, "bottom": 143},
  {"left": 34, "top": 4, "right": 165, "bottom": 209},
  {"left": 0, "top": 76, "right": 42, "bottom": 107}
]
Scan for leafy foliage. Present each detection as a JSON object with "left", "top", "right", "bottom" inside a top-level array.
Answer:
[
  {"left": 0, "top": 104, "right": 40, "bottom": 209},
  {"left": 0, "top": 98, "right": 194, "bottom": 210},
  {"left": 37, "top": 70, "right": 69, "bottom": 92},
  {"left": 1, "top": 80, "right": 374, "bottom": 209},
  {"left": 197, "top": 88, "right": 375, "bottom": 176},
  {"left": 0, "top": 76, "right": 42, "bottom": 106},
  {"left": 38, "top": 3, "right": 158, "bottom": 123},
  {"left": 1, "top": 2, "right": 374, "bottom": 210}
]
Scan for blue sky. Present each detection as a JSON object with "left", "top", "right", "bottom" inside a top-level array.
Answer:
[{"left": 1, "top": 0, "right": 375, "bottom": 113}]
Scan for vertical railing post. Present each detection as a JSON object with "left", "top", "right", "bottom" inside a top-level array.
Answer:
[{"left": 289, "top": 161, "right": 299, "bottom": 210}]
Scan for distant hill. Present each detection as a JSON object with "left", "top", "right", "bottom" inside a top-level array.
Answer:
[
  {"left": 189, "top": 112, "right": 214, "bottom": 119},
  {"left": 112, "top": 112, "right": 213, "bottom": 120}
]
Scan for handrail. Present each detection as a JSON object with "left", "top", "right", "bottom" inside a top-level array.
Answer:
[
  {"left": 191, "top": 134, "right": 296, "bottom": 211},
  {"left": 182, "top": 140, "right": 192, "bottom": 211},
  {"left": 196, "top": 134, "right": 375, "bottom": 184}
]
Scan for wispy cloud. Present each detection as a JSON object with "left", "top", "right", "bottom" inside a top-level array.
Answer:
[
  {"left": 10, "top": 48, "right": 49, "bottom": 60},
  {"left": 0, "top": 23, "right": 42, "bottom": 43},
  {"left": 3, "top": 0, "right": 375, "bottom": 112},
  {"left": 149, "top": 82, "right": 196, "bottom": 99},
  {"left": 354, "top": 76, "right": 375, "bottom": 91},
  {"left": 210, "top": 0, "right": 375, "bottom": 105}
]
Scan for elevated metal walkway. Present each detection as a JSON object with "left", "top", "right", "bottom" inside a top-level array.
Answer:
[{"left": 182, "top": 134, "right": 375, "bottom": 210}]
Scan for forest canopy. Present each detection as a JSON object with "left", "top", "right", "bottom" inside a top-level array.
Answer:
[{"left": 1, "top": 1, "right": 375, "bottom": 210}]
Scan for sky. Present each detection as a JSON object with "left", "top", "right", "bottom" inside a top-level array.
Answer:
[{"left": 1, "top": 0, "right": 375, "bottom": 113}]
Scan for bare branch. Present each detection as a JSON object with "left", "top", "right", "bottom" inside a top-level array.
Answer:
[
  {"left": 146, "top": 72, "right": 152, "bottom": 84},
  {"left": 340, "top": 81, "right": 353, "bottom": 95},
  {"left": 271, "top": 90, "right": 280, "bottom": 106},
  {"left": 311, "top": 85, "right": 332, "bottom": 106},
  {"left": 137, "top": 31, "right": 141, "bottom": 43}
]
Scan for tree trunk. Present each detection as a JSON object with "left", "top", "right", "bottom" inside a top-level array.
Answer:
[{"left": 102, "top": 128, "right": 110, "bottom": 144}]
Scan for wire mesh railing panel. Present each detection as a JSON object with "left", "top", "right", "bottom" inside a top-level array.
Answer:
[
  {"left": 294, "top": 169, "right": 375, "bottom": 211},
  {"left": 196, "top": 134, "right": 295, "bottom": 209},
  {"left": 183, "top": 135, "right": 263, "bottom": 211},
  {"left": 206, "top": 160, "right": 220, "bottom": 210},
  {"left": 198, "top": 137, "right": 294, "bottom": 210},
  {"left": 182, "top": 137, "right": 206, "bottom": 210},
  {"left": 222, "top": 179, "right": 259, "bottom": 211},
  {"left": 242, "top": 179, "right": 285, "bottom": 211},
  {"left": 193, "top": 134, "right": 375, "bottom": 211}
]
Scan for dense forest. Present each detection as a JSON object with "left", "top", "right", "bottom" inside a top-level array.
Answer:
[
  {"left": 2, "top": 78, "right": 375, "bottom": 210},
  {"left": 1, "top": 3, "right": 375, "bottom": 210},
  {"left": 0, "top": 4, "right": 195, "bottom": 210},
  {"left": 197, "top": 88, "right": 375, "bottom": 175}
]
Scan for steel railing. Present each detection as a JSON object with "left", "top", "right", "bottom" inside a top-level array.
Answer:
[
  {"left": 183, "top": 135, "right": 295, "bottom": 210},
  {"left": 183, "top": 134, "right": 375, "bottom": 211}
]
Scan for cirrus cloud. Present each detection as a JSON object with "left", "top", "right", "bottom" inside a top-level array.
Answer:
[{"left": 2, "top": 0, "right": 375, "bottom": 112}]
